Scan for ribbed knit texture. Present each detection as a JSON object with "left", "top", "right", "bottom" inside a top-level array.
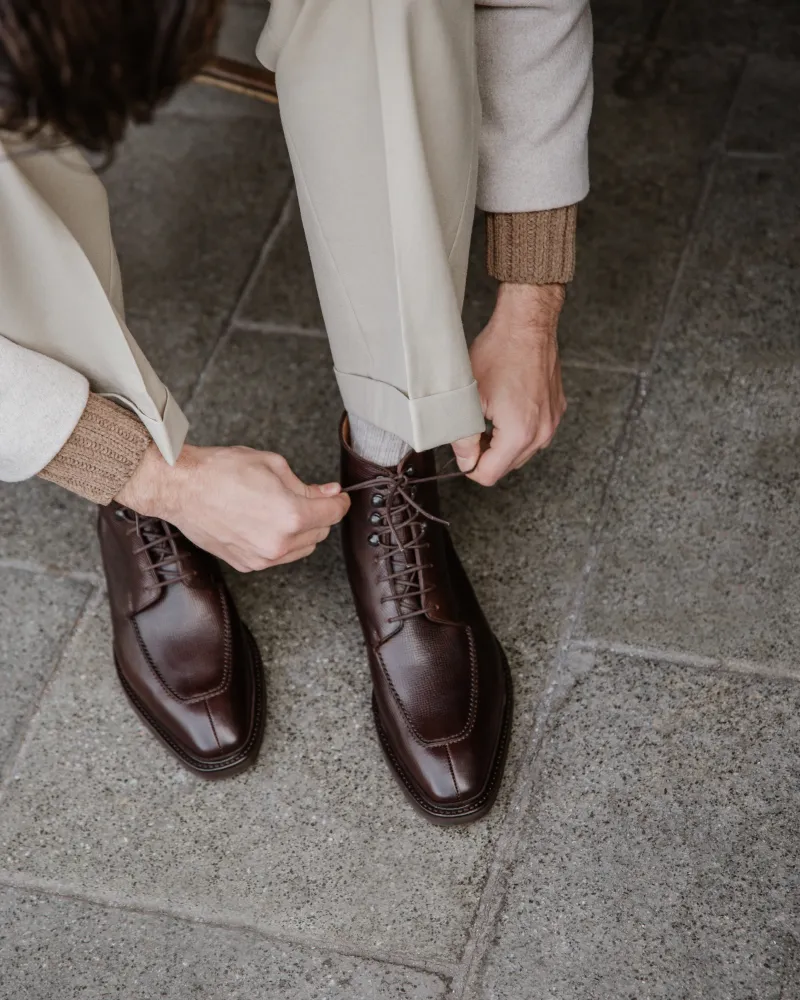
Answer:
[
  {"left": 349, "top": 412, "right": 410, "bottom": 468},
  {"left": 485, "top": 206, "right": 577, "bottom": 284},
  {"left": 38, "top": 393, "right": 152, "bottom": 505}
]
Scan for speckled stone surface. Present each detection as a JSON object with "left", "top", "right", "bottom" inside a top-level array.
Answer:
[
  {"left": 0, "top": 331, "right": 633, "bottom": 964},
  {"left": 2, "top": 0, "right": 799, "bottom": 993},
  {"left": 104, "top": 115, "right": 292, "bottom": 407},
  {"left": 237, "top": 196, "right": 326, "bottom": 331},
  {"left": 0, "top": 572, "right": 90, "bottom": 771},
  {"left": 727, "top": 56, "right": 800, "bottom": 155},
  {"left": 579, "top": 159, "right": 800, "bottom": 666},
  {"left": 0, "top": 481, "right": 99, "bottom": 576},
  {"left": 659, "top": 0, "right": 800, "bottom": 59},
  {"left": 475, "top": 651, "right": 800, "bottom": 1000},
  {"left": 0, "top": 888, "right": 449, "bottom": 1000}
]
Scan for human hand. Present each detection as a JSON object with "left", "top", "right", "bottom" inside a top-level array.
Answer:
[
  {"left": 116, "top": 443, "right": 350, "bottom": 572},
  {"left": 451, "top": 282, "right": 567, "bottom": 486}
]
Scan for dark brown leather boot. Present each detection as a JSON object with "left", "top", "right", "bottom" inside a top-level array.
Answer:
[
  {"left": 340, "top": 419, "right": 512, "bottom": 824},
  {"left": 98, "top": 503, "right": 266, "bottom": 778}
]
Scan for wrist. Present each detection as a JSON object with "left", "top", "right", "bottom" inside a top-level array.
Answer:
[
  {"left": 115, "top": 442, "right": 193, "bottom": 520},
  {"left": 496, "top": 282, "right": 565, "bottom": 333}
]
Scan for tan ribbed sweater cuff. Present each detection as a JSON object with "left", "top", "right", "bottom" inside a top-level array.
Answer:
[
  {"left": 38, "top": 393, "right": 152, "bottom": 505},
  {"left": 485, "top": 205, "right": 578, "bottom": 285}
]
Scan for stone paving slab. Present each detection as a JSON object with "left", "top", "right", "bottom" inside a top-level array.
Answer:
[
  {"left": 660, "top": 0, "right": 800, "bottom": 59},
  {"left": 727, "top": 56, "right": 800, "bottom": 155},
  {"left": 553, "top": 46, "right": 739, "bottom": 369},
  {"left": 105, "top": 115, "right": 292, "bottom": 405},
  {"left": 0, "top": 572, "right": 90, "bottom": 771},
  {"left": 475, "top": 651, "right": 800, "bottom": 1000},
  {"left": 0, "top": 331, "right": 633, "bottom": 965},
  {"left": 579, "top": 158, "right": 800, "bottom": 665},
  {"left": 0, "top": 888, "right": 448, "bottom": 1000},
  {"left": 0, "top": 114, "right": 292, "bottom": 575},
  {"left": 237, "top": 194, "right": 324, "bottom": 332}
]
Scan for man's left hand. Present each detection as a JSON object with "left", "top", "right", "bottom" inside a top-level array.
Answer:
[{"left": 452, "top": 282, "right": 568, "bottom": 486}]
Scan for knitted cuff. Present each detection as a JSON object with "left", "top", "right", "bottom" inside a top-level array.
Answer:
[
  {"left": 38, "top": 393, "right": 152, "bottom": 505},
  {"left": 485, "top": 205, "right": 578, "bottom": 285}
]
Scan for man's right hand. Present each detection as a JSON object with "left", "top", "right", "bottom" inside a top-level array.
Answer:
[{"left": 116, "top": 444, "right": 350, "bottom": 573}]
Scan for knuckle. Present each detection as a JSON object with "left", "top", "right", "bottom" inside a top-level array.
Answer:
[
  {"left": 261, "top": 541, "right": 284, "bottom": 562},
  {"left": 267, "top": 453, "right": 290, "bottom": 474},
  {"left": 283, "top": 506, "right": 305, "bottom": 534}
]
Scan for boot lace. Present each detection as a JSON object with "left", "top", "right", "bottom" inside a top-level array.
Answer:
[
  {"left": 115, "top": 508, "right": 194, "bottom": 590},
  {"left": 344, "top": 465, "right": 463, "bottom": 623}
]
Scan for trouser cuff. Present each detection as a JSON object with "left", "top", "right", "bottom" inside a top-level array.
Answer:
[{"left": 336, "top": 370, "right": 485, "bottom": 453}]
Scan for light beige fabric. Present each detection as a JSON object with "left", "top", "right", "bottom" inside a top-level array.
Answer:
[
  {"left": 0, "top": 0, "right": 593, "bottom": 479},
  {"left": 257, "top": 0, "right": 592, "bottom": 450},
  {"left": 258, "top": 0, "right": 486, "bottom": 450},
  {"left": 476, "top": 2, "right": 592, "bottom": 212},
  {"left": 0, "top": 136, "right": 187, "bottom": 481}
]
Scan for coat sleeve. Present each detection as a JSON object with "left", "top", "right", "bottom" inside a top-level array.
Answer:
[
  {"left": 475, "top": 0, "right": 594, "bottom": 213},
  {"left": 0, "top": 334, "right": 89, "bottom": 482}
]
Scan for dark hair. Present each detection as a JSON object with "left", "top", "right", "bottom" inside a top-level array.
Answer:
[{"left": 0, "top": 0, "right": 225, "bottom": 153}]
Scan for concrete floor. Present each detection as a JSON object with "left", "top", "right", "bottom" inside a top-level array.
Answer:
[{"left": 2, "top": 1, "right": 799, "bottom": 997}]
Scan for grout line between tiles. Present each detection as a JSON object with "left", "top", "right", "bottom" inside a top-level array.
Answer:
[
  {"left": 0, "top": 872, "right": 457, "bottom": 982},
  {"left": 560, "top": 357, "right": 643, "bottom": 377},
  {"left": 184, "top": 183, "right": 297, "bottom": 414},
  {"left": 452, "top": 61, "right": 750, "bottom": 1000},
  {"left": 571, "top": 637, "right": 800, "bottom": 684},
  {"left": 0, "top": 586, "right": 106, "bottom": 799},
  {"left": 724, "top": 148, "right": 788, "bottom": 161},
  {"left": 233, "top": 318, "right": 328, "bottom": 339}
]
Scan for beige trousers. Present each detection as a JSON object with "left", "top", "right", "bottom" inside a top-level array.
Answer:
[
  {"left": 0, "top": 0, "right": 484, "bottom": 466},
  {"left": 259, "top": 0, "right": 485, "bottom": 450}
]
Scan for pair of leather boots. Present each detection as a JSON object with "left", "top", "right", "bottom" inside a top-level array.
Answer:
[{"left": 99, "top": 421, "right": 512, "bottom": 824}]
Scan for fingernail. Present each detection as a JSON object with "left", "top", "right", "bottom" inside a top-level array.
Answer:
[{"left": 320, "top": 482, "right": 341, "bottom": 496}]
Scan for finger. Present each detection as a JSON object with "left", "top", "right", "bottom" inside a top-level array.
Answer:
[
  {"left": 303, "top": 481, "right": 345, "bottom": 499},
  {"left": 292, "top": 525, "right": 331, "bottom": 549},
  {"left": 219, "top": 549, "right": 259, "bottom": 574},
  {"left": 451, "top": 433, "right": 483, "bottom": 474},
  {"left": 267, "top": 544, "right": 317, "bottom": 567},
  {"left": 293, "top": 490, "right": 351, "bottom": 530},
  {"left": 467, "top": 430, "right": 522, "bottom": 487}
]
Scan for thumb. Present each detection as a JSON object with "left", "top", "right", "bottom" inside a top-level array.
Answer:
[
  {"left": 451, "top": 434, "right": 483, "bottom": 474},
  {"left": 304, "top": 481, "right": 344, "bottom": 499},
  {"left": 300, "top": 484, "right": 351, "bottom": 526}
]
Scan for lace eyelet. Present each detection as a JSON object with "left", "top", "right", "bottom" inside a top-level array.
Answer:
[
  {"left": 405, "top": 466, "right": 415, "bottom": 477},
  {"left": 115, "top": 508, "right": 127, "bottom": 520},
  {"left": 371, "top": 493, "right": 383, "bottom": 508},
  {"left": 369, "top": 512, "right": 382, "bottom": 526},
  {"left": 368, "top": 533, "right": 381, "bottom": 547}
]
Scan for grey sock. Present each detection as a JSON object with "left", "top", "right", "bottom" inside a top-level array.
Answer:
[{"left": 349, "top": 412, "right": 410, "bottom": 468}]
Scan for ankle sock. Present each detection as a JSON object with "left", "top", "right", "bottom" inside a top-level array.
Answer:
[{"left": 348, "top": 412, "right": 411, "bottom": 468}]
